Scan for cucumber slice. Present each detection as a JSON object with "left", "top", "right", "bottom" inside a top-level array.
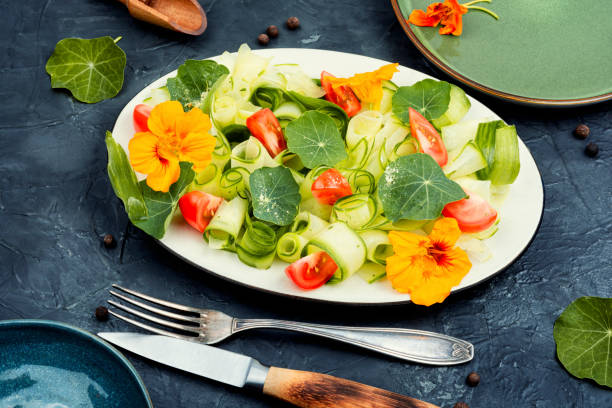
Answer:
[
  {"left": 274, "top": 102, "right": 303, "bottom": 121},
  {"left": 299, "top": 196, "right": 332, "bottom": 221},
  {"left": 468, "top": 219, "right": 500, "bottom": 240},
  {"left": 219, "top": 167, "right": 250, "bottom": 200},
  {"left": 204, "top": 196, "right": 248, "bottom": 250},
  {"left": 330, "top": 194, "right": 378, "bottom": 230},
  {"left": 230, "top": 137, "right": 278, "bottom": 173},
  {"left": 475, "top": 122, "right": 520, "bottom": 185},
  {"left": 274, "top": 64, "right": 325, "bottom": 98},
  {"left": 443, "top": 141, "right": 487, "bottom": 179},
  {"left": 305, "top": 222, "right": 366, "bottom": 284},
  {"left": 442, "top": 117, "right": 494, "bottom": 160},
  {"left": 432, "top": 84, "right": 471, "bottom": 129},
  {"left": 457, "top": 235, "right": 492, "bottom": 262},
  {"left": 454, "top": 177, "right": 492, "bottom": 202},
  {"left": 276, "top": 232, "right": 309, "bottom": 263},
  {"left": 291, "top": 211, "right": 329, "bottom": 240},
  {"left": 237, "top": 219, "right": 278, "bottom": 269},
  {"left": 358, "top": 230, "right": 392, "bottom": 265},
  {"left": 143, "top": 86, "right": 170, "bottom": 106},
  {"left": 357, "top": 262, "right": 387, "bottom": 284},
  {"left": 339, "top": 168, "right": 376, "bottom": 195}
]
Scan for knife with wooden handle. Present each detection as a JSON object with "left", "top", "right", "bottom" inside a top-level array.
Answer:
[{"left": 99, "top": 332, "right": 438, "bottom": 408}]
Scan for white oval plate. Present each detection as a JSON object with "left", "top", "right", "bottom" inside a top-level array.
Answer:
[{"left": 112, "top": 48, "right": 544, "bottom": 305}]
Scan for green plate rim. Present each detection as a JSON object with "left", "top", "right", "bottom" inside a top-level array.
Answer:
[
  {"left": 390, "top": 0, "right": 612, "bottom": 107},
  {"left": 0, "top": 319, "right": 154, "bottom": 407}
]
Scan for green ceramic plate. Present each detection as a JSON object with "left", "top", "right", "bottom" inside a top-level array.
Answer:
[{"left": 392, "top": 0, "right": 612, "bottom": 106}]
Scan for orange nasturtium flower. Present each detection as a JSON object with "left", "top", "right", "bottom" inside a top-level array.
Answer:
[
  {"left": 408, "top": 0, "right": 499, "bottom": 36},
  {"left": 409, "top": 0, "right": 468, "bottom": 36},
  {"left": 326, "top": 63, "right": 399, "bottom": 109},
  {"left": 128, "top": 101, "right": 216, "bottom": 192},
  {"left": 386, "top": 217, "right": 471, "bottom": 306}
]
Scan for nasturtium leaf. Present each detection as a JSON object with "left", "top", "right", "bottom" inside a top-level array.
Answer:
[
  {"left": 285, "top": 111, "right": 348, "bottom": 169},
  {"left": 46, "top": 37, "right": 126, "bottom": 103},
  {"left": 133, "top": 162, "right": 196, "bottom": 239},
  {"left": 392, "top": 79, "right": 451, "bottom": 122},
  {"left": 105, "top": 131, "right": 147, "bottom": 220},
  {"left": 249, "top": 167, "right": 301, "bottom": 226},
  {"left": 377, "top": 153, "right": 466, "bottom": 222},
  {"left": 166, "top": 60, "right": 229, "bottom": 111},
  {"left": 554, "top": 296, "right": 612, "bottom": 388}
]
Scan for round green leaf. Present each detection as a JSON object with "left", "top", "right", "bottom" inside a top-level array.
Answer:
[
  {"left": 392, "top": 79, "right": 451, "bottom": 122},
  {"left": 554, "top": 296, "right": 612, "bottom": 388},
  {"left": 46, "top": 37, "right": 126, "bottom": 103},
  {"left": 249, "top": 167, "right": 301, "bottom": 226},
  {"left": 377, "top": 153, "right": 466, "bottom": 222},
  {"left": 285, "top": 111, "right": 348, "bottom": 169}
]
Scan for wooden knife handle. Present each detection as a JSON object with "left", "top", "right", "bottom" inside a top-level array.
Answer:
[{"left": 262, "top": 367, "right": 439, "bottom": 408}]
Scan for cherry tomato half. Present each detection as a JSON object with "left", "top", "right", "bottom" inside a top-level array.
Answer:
[
  {"left": 409, "top": 107, "right": 448, "bottom": 167},
  {"left": 285, "top": 251, "right": 338, "bottom": 290},
  {"left": 442, "top": 190, "right": 497, "bottom": 233},
  {"left": 246, "top": 108, "right": 287, "bottom": 158},
  {"left": 178, "top": 191, "right": 224, "bottom": 233},
  {"left": 321, "top": 71, "right": 361, "bottom": 117},
  {"left": 133, "top": 104, "right": 153, "bottom": 133},
  {"left": 311, "top": 168, "right": 352, "bottom": 206}
]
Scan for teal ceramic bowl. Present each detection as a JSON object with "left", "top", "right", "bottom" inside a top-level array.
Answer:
[{"left": 0, "top": 320, "right": 153, "bottom": 407}]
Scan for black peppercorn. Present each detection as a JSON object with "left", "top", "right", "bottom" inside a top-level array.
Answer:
[
  {"left": 573, "top": 124, "right": 590, "bottom": 139},
  {"left": 258, "top": 33, "right": 270, "bottom": 46},
  {"left": 585, "top": 142, "right": 599, "bottom": 157},
  {"left": 266, "top": 25, "right": 279, "bottom": 38},
  {"left": 103, "top": 234, "right": 116, "bottom": 248},
  {"left": 466, "top": 371, "right": 480, "bottom": 387},
  {"left": 286, "top": 16, "right": 300, "bottom": 30},
  {"left": 453, "top": 403, "right": 469, "bottom": 408},
  {"left": 95, "top": 306, "right": 109, "bottom": 321}
]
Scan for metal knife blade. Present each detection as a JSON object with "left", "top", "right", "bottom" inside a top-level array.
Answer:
[{"left": 98, "top": 332, "right": 269, "bottom": 388}]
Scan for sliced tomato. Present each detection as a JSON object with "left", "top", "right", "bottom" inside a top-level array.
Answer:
[
  {"left": 178, "top": 191, "right": 224, "bottom": 233},
  {"left": 285, "top": 251, "right": 338, "bottom": 290},
  {"left": 321, "top": 71, "right": 361, "bottom": 117},
  {"left": 409, "top": 107, "right": 448, "bottom": 167},
  {"left": 442, "top": 190, "right": 497, "bottom": 233},
  {"left": 133, "top": 104, "right": 152, "bottom": 133},
  {"left": 311, "top": 168, "right": 352, "bottom": 205},
  {"left": 245, "top": 108, "right": 286, "bottom": 157}
]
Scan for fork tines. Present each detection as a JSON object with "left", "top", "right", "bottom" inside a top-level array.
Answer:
[{"left": 107, "top": 284, "right": 205, "bottom": 341}]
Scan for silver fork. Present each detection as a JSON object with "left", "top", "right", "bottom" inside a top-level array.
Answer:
[{"left": 106, "top": 284, "right": 474, "bottom": 365}]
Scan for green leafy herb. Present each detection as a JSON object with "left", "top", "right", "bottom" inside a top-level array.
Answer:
[
  {"left": 250, "top": 167, "right": 301, "bottom": 226},
  {"left": 554, "top": 296, "right": 612, "bottom": 388},
  {"left": 105, "top": 131, "right": 195, "bottom": 239},
  {"left": 287, "top": 91, "right": 349, "bottom": 137},
  {"left": 377, "top": 153, "right": 466, "bottom": 222},
  {"left": 392, "top": 79, "right": 451, "bottom": 122},
  {"left": 46, "top": 36, "right": 126, "bottom": 103},
  {"left": 134, "top": 162, "right": 195, "bottom": 239},
  {"left": 167, "top": 60, "right": 229, "bottom": 111},
  {"left": 285, "top": 111, "right": 348, "bottom": 169},
  {"left": 105, "top": 131, "right": 147, "bottom": 220}
]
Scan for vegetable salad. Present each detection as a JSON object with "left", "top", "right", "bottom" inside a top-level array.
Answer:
[{"left": 107, "top": 44, "right": 520, "bottom": 304}]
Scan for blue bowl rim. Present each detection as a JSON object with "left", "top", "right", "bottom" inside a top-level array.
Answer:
[{"left": 0, "top": 319, "right": 154, "bottom": 407}]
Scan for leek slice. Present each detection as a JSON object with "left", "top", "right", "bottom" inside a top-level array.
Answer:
[
  {"left": 358, "top": 230, "right": 393, "bottom": 265},
  {"left": 237, "top": 217, "right": 278, "bottom": 269},
  {"left": 305, "top": 222, "right": 367, "bottom": 283},
  {"left": 291, "top": 211, "right": 330, "bottom": 240},
  {"left": 204, "top": 196, "right": 248, "bottom": 250},
  {"left": 277, "top": 232, "right": 309, "bottom": 263},
  {"left": 330, "top": 194, "right": 378, "bottom": 230}
]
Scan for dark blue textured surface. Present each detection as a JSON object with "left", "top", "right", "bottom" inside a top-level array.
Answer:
[
  {"left": 0, "top": 320, "right": 152, "bottom": 407},
  {"left": 0, "top": 1, "right": 611, "bottom": 407}
]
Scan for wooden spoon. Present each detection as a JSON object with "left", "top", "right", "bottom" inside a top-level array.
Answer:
[{"left": 116, "top": 0, "right": 207, "bottom": 35}]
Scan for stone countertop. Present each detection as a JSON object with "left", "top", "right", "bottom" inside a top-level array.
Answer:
[{"left": 0, "top": 1, "right": 610, "bottom": 407}]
